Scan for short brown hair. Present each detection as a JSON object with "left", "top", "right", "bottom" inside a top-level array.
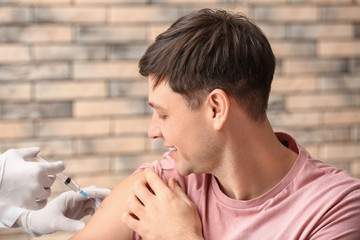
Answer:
[{"left": 139, "top": 8, "right": 275, "bottom": 121}]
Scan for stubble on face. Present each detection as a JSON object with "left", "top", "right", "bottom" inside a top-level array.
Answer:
[
  {"left": 147, "top": 75, "right": 222, "bottom": 176},
  {"left": 175, "top": 110, "right": 223, "bottom": 176}
]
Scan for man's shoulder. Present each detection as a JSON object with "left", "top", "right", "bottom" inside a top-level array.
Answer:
[
  {"left": 134, "top": 152, "right": 210, "bottom": 191},
  {"left": 299, "top": 157, "right": 360, "bottom": 202}
]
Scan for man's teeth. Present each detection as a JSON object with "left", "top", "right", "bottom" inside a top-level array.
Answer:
[{"left": 169, "top": 147, "right": 177, "bottom": 151}]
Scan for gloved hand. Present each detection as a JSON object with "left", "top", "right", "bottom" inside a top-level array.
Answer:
[
  {"left": 0, "top": 147, "right": 65, "bottom": 210},
  {"left": 17, "top": 186, "right": 111, "bottom": 237}
]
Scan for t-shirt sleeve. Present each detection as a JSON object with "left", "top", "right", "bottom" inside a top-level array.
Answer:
[
  {"left": 133, "top": 160, "right": 166, "bottom": 177},
  {"left": 309, "top": 187, "right": 360, "bottom": 240},
  {"left": 131, "top": 153, "right": 193, "bottom": 240},
  {"left": 132, "top": 152, "right": 189, "bottom": 192},
  {"left": 133, "top": 159, "right": 174, "bottom": 187}
]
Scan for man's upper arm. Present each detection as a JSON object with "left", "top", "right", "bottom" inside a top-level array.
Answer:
[{"left": 70, "top": 171, "right": 146, "bottom": 240}]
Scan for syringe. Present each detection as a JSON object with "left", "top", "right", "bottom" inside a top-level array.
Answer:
[{"left": 35, "top": 156, "right": 90, "bottom": 199}]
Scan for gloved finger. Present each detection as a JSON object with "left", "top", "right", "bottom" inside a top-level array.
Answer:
[
  {"left": 73, "top": 197, "right": 96, "bottom": 209},
  {"left": 88, "top": 206, "right": 95, "bottom": 215},
  {"left": 48, "top": 174, "right": 56, "bottom": 182},
  {"left": 93, "top": 198, "right": 102, "bottom": 210},
  {"left": 35, "top": 187, "right": 51, "bottom": 200},
  {"left": 39, "top": 171, "right": 56, "bottom": 188},
  {"left": 43, "top": 161, "right": 66, "bottom": 175},
  {"left": 17, "top": 147, "right": 40, "bottom": 161},
  {"left": 63, "top": 197, "right": 97, "bottom": 219},
  {"left": 29, "top": 199, "right": 47, "bottom": 210},
  {"left": 57, "top": 217, "right": 85, "bottom": 233},
  {"left": 70, "top": 205, "right": 96, "bottom": 219}
]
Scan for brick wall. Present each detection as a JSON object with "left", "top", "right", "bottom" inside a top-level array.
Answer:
[{"left": 0, "top": 0, "right": 359, "bottom": 239}]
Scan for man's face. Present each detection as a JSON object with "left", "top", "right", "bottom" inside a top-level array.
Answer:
[{"left": 147, "top": 75, "right": 219, "bottom": 176}]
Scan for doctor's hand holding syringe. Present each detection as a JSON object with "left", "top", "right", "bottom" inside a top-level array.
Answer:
[{"left": 0, "top": 147, "right": 111, "bottom": 237}]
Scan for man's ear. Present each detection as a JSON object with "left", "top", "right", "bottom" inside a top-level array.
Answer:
[{"left": 207, "top": 89, "right": 230, "bottom": 130}]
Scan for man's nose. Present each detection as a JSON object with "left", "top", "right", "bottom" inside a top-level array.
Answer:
[{"left": 148, "top": 114, "right": 162, "bottom": 139}]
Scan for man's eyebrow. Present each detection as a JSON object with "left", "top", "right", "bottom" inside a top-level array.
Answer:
[{"left": 148, "top": 101, "right": 166, "bottom": 110}]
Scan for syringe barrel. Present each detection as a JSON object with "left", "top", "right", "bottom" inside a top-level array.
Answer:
[
  {"left": 55, "top": 172, "right": 68, "bottom": 182},
  {"left": 65, "top": 180, "right": 81, "bottom": 192},
  {"left": 56, "top": 172, "right": 80, "bottom": 192},
  {"left": 35, "top": 155, "right": 81, "bottom": 193}
]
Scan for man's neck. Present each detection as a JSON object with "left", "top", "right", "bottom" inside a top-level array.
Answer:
[{"left": 211, "top": 118, "right": 298, "bottom": 200}]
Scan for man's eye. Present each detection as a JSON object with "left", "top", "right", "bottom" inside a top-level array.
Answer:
[{"left": 159, "top": 115, "right": 167, "bottom": 120}]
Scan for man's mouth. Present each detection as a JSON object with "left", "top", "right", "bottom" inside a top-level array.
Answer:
[
  {"left": 168, "top": 147, "right": 177, "bottom": 158},
  {"left": 168, "top": 147, "right": 177, "bottom": 151}
]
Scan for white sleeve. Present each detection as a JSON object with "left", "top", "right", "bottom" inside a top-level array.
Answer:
[
  {"left": 0, "top": 153, "right": 5, "bottom": 186},
  {"left": 0, "top": 202, "right": 26, "bottom": 228}
]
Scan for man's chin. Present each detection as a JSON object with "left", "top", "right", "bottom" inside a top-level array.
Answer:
[
  {"left": 173, "top": 153, "right": 193, "bottom": 176},
  {"left": 176, "top": 163, "right": 193, "bottom": 176}
]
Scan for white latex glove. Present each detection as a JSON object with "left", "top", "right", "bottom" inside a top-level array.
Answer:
[
  {"left": 0, "top": 147, "right": 65, "bottom": 210},
  {"left": 17, "top": 186, "right": 111, "bottom": 237}
]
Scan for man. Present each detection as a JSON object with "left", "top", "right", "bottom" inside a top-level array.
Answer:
[
  {"left": 0, "top": 147, "right": 110, "bottom": 236},
  {"left": 71, "top": 8, "right": 360, "bottom": 240}
]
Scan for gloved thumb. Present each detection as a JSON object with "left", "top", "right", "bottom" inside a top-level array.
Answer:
[
  {"left": 17, "top": 147, "right": 40, "bottom": 160},
  {"left": 44, "top": 161, "right": 66, "bottom": 175},
  {"left": 57, "top": 217, "right": 85, "bottom": 233}
]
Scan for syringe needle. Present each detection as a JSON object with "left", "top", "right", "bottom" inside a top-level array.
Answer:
[{"left": 79, "top": 189, "right": 90, "bottom": 199}]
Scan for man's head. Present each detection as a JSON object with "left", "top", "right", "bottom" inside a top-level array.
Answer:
[{"left": 139, "top": 8, "right": 275, "bottom": 122}]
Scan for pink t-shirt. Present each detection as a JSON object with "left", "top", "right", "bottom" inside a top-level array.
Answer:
[{"left": 132, "top": 133, "right": 360, "bottom": 240}]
